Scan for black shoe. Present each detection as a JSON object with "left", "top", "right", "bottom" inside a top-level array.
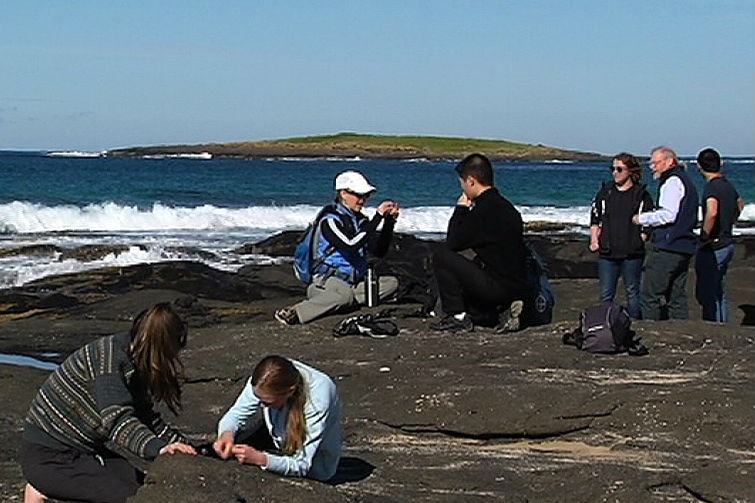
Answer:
[
  {"left": 496, "top": 300, "right": 524, "bottom": 333},
  {"left": 430, "top": 314, "right": 473, "bottom": 333}
]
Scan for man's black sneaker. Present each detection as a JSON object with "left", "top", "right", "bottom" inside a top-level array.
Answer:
[
  {"left": 274, "top": 306, "right": 300, "bottom": 325},
  {"left": 430, "top": 314, "right": 473, "bottom": 333},
  {"left": 496, "top": 300, "right": 524, "bottom": 333}
]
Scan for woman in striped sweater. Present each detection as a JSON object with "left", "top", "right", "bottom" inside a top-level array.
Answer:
[{"left": 20, "top": 302, "right": 197, "bottom": 503}]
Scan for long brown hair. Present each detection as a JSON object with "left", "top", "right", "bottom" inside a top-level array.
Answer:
[
  {"left": 252, "top": 355, "right": 307, "bottom": 455},
  {"left": 129, "top": 302, "right": 187, "bottom": 415}
]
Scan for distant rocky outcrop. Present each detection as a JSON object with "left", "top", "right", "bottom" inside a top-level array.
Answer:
[{"left": 107, "top": 133, "right": 608, "bottom": 162}]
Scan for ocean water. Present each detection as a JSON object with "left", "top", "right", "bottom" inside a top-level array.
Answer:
[{"left": 1, "top": 151, "right": 752, "bottom": 289}]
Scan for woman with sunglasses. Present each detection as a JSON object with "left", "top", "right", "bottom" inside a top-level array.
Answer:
[
  {"left": 21, "top": 302, "right": 196, "bottom": 503},
  {"left": 214, "top": 355, "right": 341, "bottom": 481},
  {"left": 275, "top": 170, "right": 401, "bottom": 325},
  {"left": 589, "top": 153, "right": 654, "bottom": 319}
]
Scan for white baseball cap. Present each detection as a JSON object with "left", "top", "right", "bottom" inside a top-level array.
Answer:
[{"left": 334, "top": 171, "right": 376, "bottom": 195}]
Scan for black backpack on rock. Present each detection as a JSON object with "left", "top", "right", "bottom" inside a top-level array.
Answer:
[{"left": 563, "top": 302, "right": 648, "bottom": 355}]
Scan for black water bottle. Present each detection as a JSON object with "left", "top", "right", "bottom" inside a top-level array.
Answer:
[{"left": 365, "top": 266, "right": 379, "bottom": 307}]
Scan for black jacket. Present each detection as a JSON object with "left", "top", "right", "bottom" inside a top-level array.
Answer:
[
  {"left": 590, "top": 183, "right": 654, "bottom": 259},
  {"left": 446, "top": 187, "right": 526, "bottom": 285}
]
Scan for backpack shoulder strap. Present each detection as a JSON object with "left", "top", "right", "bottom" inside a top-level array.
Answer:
[{"left": 310, "top": 204, "right": 342, "bottom": 271}]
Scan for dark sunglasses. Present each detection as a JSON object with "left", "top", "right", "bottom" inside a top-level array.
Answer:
[
  {"left": 610, "top": 166, "right": 625, "bottom": 173},
  {"left": 345, "top": 190, "right": 370, "bottom": 199}
]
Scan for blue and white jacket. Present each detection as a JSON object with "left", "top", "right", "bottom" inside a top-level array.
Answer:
[{"left": 312, "top": 202, "right": 395, "bottom": 284}]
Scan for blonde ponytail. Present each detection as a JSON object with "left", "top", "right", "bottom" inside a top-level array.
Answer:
[{"left": 252, "top": 355, "right": 308, "bottom": 456}]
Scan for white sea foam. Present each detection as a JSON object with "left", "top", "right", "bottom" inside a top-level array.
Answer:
[
  {"left": 0, "top": 201, "right": 322, "bottom": 233},
  {"left": 740, "top": 203, "right": 755, "bottom": 221},
  {"left": 47, "top": 150, "right": 104, "bottom": 158},
  {"left": 0, "top": 240, "right": 287, "bottom": 288},
  {"left": 1, "top": 201, "right": 753, "bottom": 289},
  {"left": 1, "top": 201, "right": 752, "bottom": 236}
]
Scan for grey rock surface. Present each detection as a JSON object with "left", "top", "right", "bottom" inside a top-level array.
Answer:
[{"left": 0, "top": 235, "right": 753, "bottom": 502}]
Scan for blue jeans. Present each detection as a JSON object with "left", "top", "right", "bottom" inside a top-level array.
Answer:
[
  {"left": 695, "top": 244, "right": 734, "bottom": 322},
  {"left": 598, "top": 257, "right": 643, "bottom": 319}
]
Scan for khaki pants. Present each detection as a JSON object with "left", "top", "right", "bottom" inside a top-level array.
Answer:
[{"left": 294, "top": 275, "right": 398, "bottom": 323}]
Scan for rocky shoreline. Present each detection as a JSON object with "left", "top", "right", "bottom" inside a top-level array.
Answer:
[{"left": 0, "top": 233, "right": 753, "bottom": 502}]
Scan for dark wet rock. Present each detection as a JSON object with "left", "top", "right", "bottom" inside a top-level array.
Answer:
[
  {"left": 0, "top": 291, "right": 80, "bottom": 319},
  {"left": 58, "top": 244, "right": 136, "bottom": 262},
  {"left": 131, "top": 455, "right": 352, "bottom": 503},
  {"left": 232, "top": 230, "right": 301, "bottom": 256},
  {"left": 236, "top": 263, "right": 305, "bottom": 298},
  {"left": 238, "top": 230, "right": 597, "bottom": 280},
  {"left": 166, "top": 246, "right": 223, "bottom": 262},
  {"left": 525, "top": 235, "right": 598, "bottom": 279},
  {"left": 0, "top": 244, "right": 60, "bottom": 259},
  {"left": 523, "top": 221, "right": 571, "bottom": 233},
  {"left": 17, "top": 261, "right": 265, "bottom": 303}
]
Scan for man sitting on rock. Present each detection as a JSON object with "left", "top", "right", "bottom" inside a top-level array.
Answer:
[
  {"left": 430, "top": 153, "right": 527, "bottom": 333},
  {"left": 275, "top": 170, "right": 401, "bottom": 324}
]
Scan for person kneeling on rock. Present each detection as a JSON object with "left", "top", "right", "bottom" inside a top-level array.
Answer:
[
  {"left": 430, "top": 153, "right": 528, "bottom": 333},
  {"left": 214, "top": 355, "right": 341, "bottom": 481},
  {"left": 20, "top": 303, "right": 197, "bottom": 503},
  {"left": 275, "top": 170, "right": 401, "bottom": 325}
]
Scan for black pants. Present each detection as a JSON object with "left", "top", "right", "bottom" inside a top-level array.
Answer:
[
  {"left": 432, "top": 247, "right": 523, "bottom": 320},
  {"left": 21, "top": 439, "right": 143, "bottom": 503}
]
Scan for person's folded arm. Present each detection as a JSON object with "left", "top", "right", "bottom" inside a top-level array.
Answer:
[
  {"left": 96, "top": 371, "right": 168, "bottom": 460},
  {"left": 217, "top": 377, "right": 262, "bottom": 439},
  {"left": 638, "top": 177, "right": 685, "bottom": 227},
  {"left": 446, "top": 206, "right": 485, "bottom": 251},
  {"left": 369, "top": 214, "right": 394, "bottom": 258}
]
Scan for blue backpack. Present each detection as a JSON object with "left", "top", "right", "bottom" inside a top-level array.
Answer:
[
  {"left": 522, "top": 241, "right": 555, "bottom": 326},
  {"left": 293, "top": 205, "right": 339, "bottom": 284}
]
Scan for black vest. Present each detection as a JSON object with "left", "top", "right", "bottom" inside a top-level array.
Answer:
[{"left": 651, "top": 166, "right": 698, "bottom": 255}]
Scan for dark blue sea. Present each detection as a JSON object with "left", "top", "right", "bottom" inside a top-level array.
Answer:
[{"left": 1, "top": 150, "right": 752, "bottom": 289}]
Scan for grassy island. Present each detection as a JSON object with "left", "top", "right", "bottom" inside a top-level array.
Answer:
[{"left": 108, "top": 132, "right": 606, "bottom": 161}]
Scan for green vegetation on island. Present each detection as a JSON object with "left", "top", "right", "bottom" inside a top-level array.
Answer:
[{"left": 108, "top": 132, "right": 607, "bottom": 161}]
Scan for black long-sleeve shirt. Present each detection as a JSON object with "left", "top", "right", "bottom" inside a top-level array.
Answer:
[
  {"left": 590, "top": 183, "right": 654, "bottom": 259},
  {"left": 446, "top": 187, "right": 526, "bottom": 283}
]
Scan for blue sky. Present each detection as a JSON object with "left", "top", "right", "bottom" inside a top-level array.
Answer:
[{"left": 1, "top": 1, "right": 753, "bottom": 155}]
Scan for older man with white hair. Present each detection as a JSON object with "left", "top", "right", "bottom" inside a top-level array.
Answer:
[{"left": 632, "top": 146, "right": 699, "bottom": 320}]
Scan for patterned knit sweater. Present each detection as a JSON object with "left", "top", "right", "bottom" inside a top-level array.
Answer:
[{"left": 24, "top": 332, "right": 185, "bottom": 459}]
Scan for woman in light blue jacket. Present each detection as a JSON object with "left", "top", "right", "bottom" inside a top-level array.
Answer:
[{"left": 214, "top": 355, "right": 341, "bottom": 481}]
